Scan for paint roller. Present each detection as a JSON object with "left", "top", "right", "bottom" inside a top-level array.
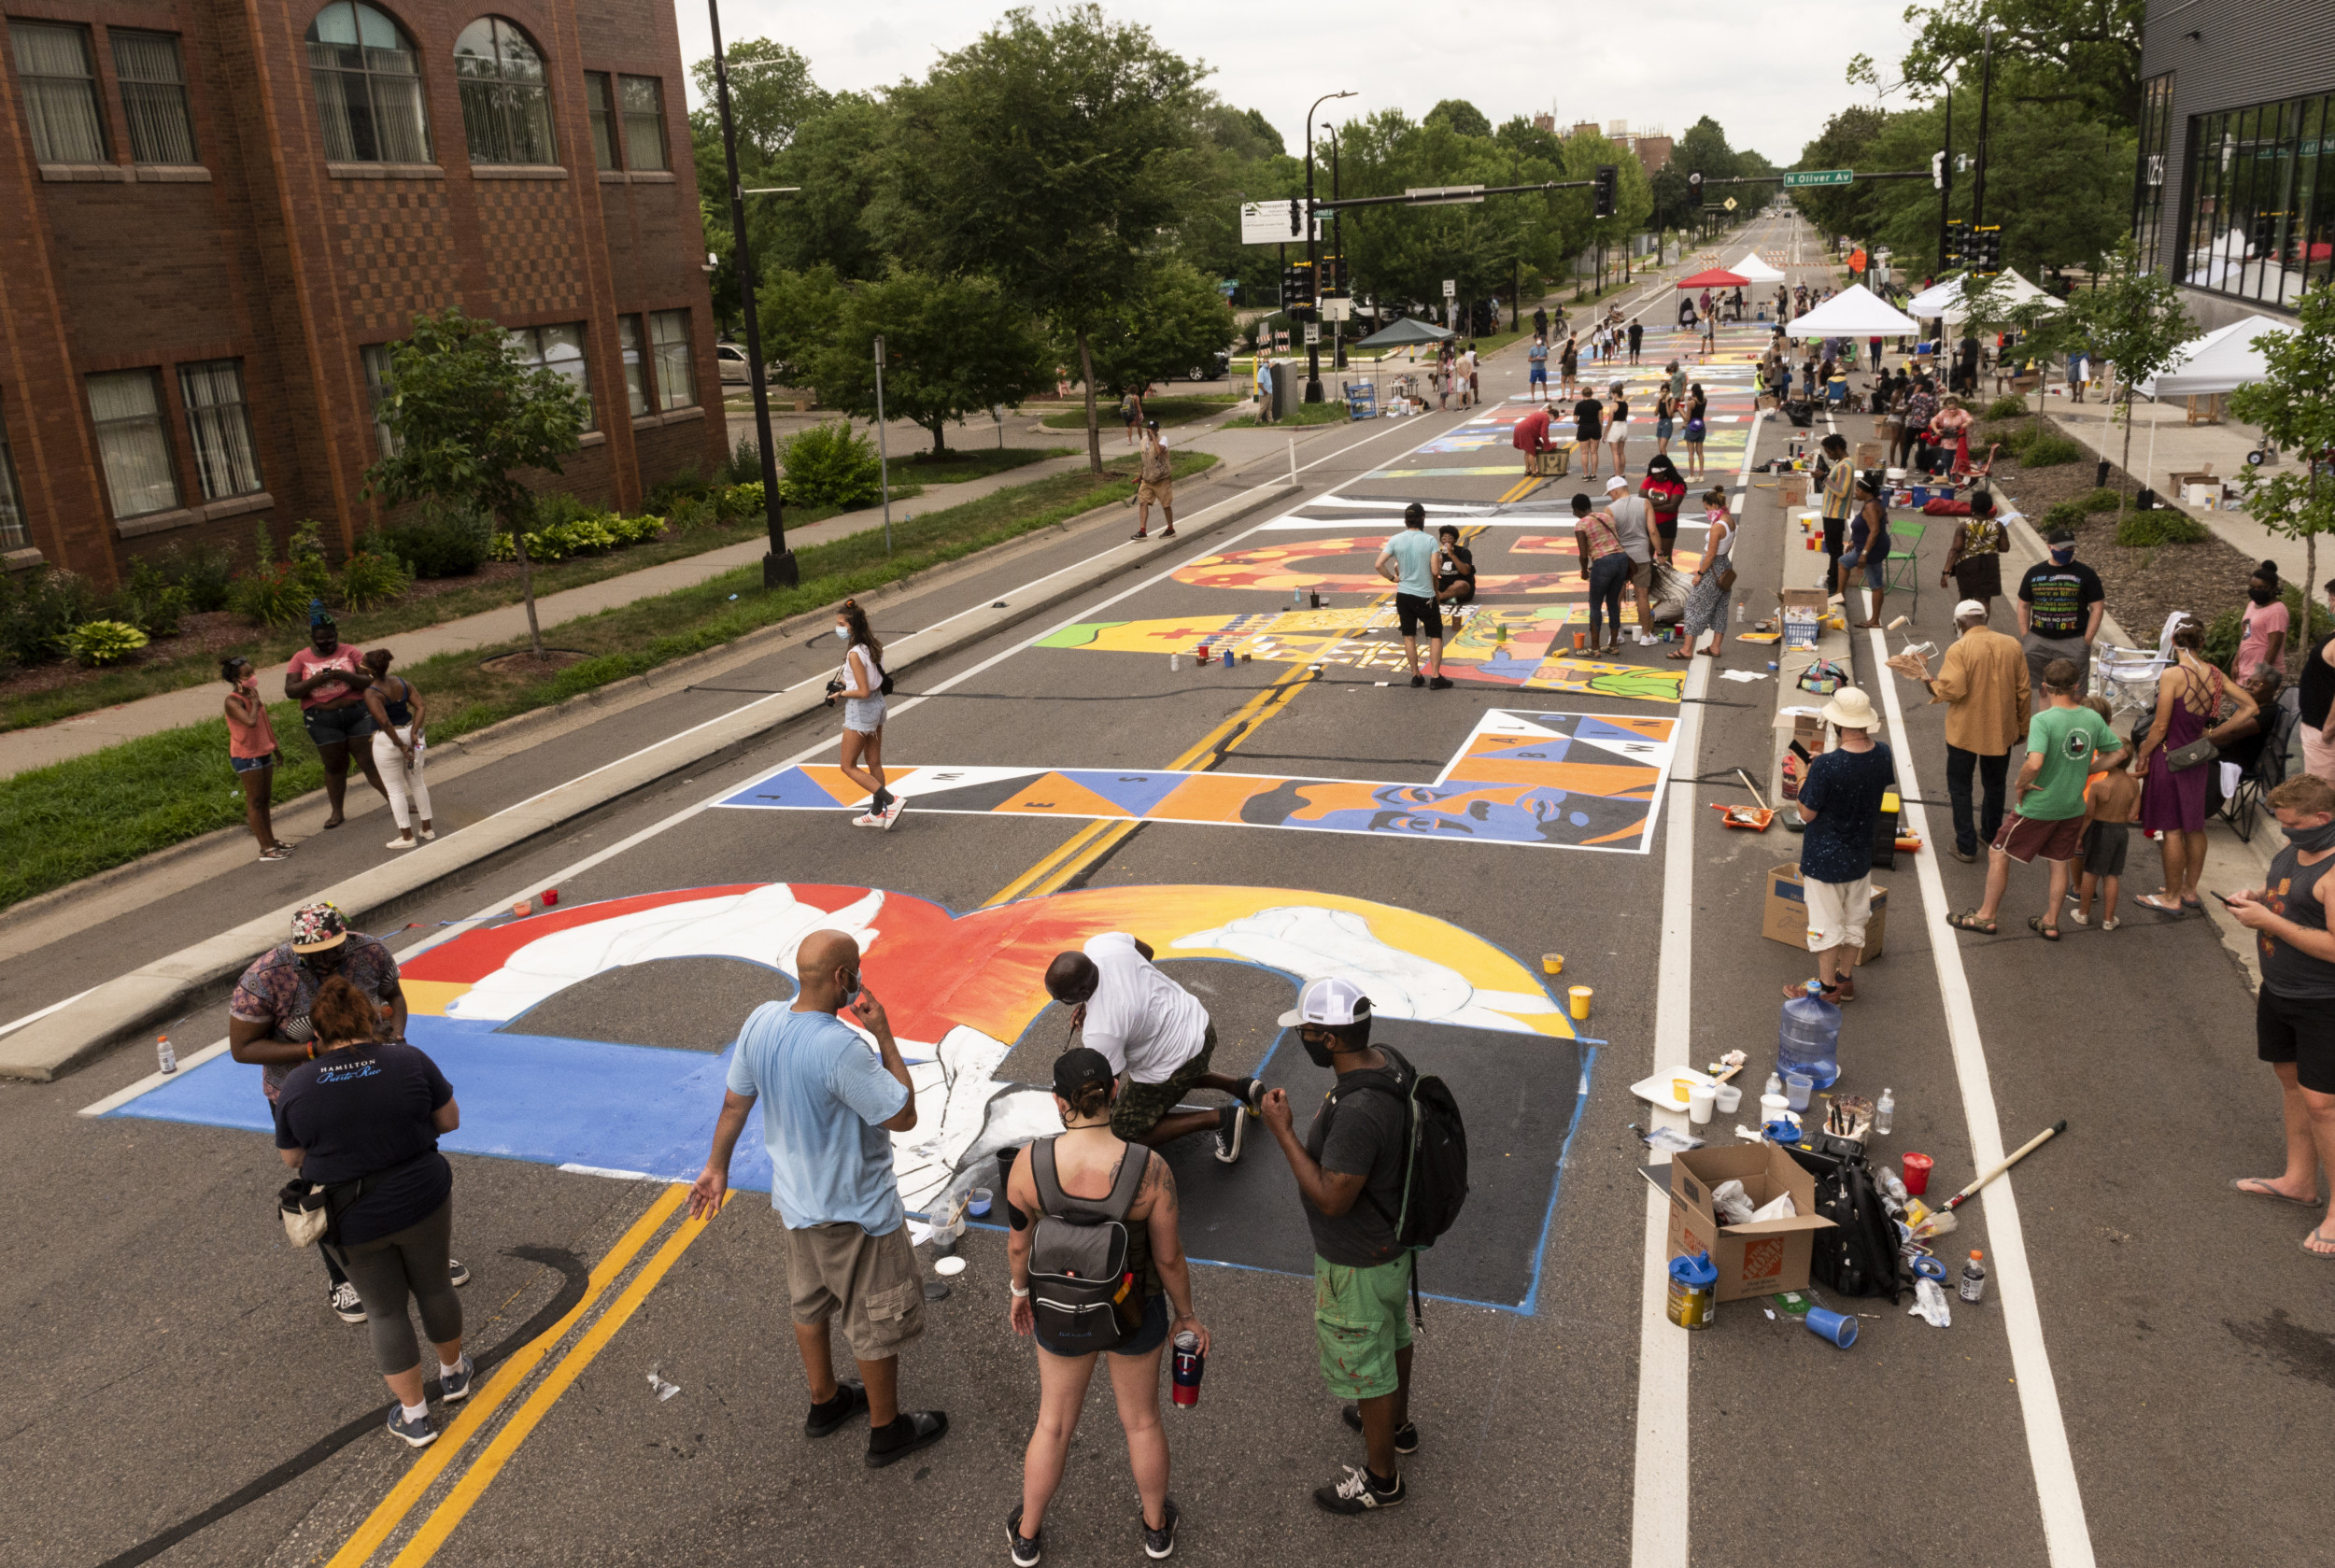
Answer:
[{"left": 1943, "top": 1120, "right": 2069, "bottom": 1211}]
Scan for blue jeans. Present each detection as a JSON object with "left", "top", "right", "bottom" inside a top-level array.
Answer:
[{"left": 1587, "top": 553, "right": 1630, "bottom": 646}]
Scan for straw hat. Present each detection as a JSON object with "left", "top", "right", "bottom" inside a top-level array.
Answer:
[{"left": 1821, "top": 687, "right": 1879, "bottom": 730}]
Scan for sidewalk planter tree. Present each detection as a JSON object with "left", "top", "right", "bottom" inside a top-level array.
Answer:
[
  {"left": 2054, "top": 238, "right": 2192, "bottom": 525},
  {"left": 1073, "top": 260, "right": 1240, "bottom": 401},
  {"left": 363, "top": 308, "right": 590, "bottom": 657},
  {"left": 2229, "top": 282, "right": 2335, "bottom": 680}
]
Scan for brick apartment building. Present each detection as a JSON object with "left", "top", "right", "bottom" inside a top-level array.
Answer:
[{"left": 0, "top": 0, "right": 727, "bottom": 586}]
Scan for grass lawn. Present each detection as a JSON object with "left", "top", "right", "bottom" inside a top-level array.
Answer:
[
  {"left": 885, "top": 445, "right": 1071, "bottom": 485},
  {"left": 1222, "top": 400, "right": 1358, "bottom": 430},
  {"left": 1040, "top": 396, "right": 1237, "bottom": 431},
  {"left": 0, "top": 449, "right": 1217, "bottom": 911}
]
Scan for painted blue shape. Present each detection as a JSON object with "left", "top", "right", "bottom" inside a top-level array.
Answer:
[
  {"left": 1574, "top": 715, "right": 1655, "bottom": 748},
  {"left": 1569, "top": 811, "right": 1592, "bottom": 826},
  {"left": 1055, "top": 770, "right": 1190, "bottom": 818},
  {"left": 720, "top": 767, "right": 848, "bottom": 811}
]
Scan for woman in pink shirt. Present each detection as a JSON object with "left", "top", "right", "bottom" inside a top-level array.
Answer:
[
  {"left": 284, "top": 608, "right": 388, "bottom": 828},
  {"left": 222, "top": 656, "right": 290, "bottom": 861},
  {"left": 2239, "top": 563, "right": 2291, "bottom": 684}
]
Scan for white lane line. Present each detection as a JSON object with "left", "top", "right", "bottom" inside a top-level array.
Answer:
[
  {"left": 1870, "top": 636, "right": 2098, "bottom": 1567},
  {"left": 1630, "top": 362, "right": 1768, "bottom": 1568},
  {"left": 78, "top": 1039, "right": 232, "bottom": 1117},
  {"left": 0, "top": 986, "right": 95, "bottom": 1038}
]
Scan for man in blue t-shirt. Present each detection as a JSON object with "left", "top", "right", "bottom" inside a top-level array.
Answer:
[
  {"left": 1527, "top": 338, "right": 1550, "bottom": 402},
  {"left": 1791, "top": 687, "right": 1897, "bottom": 1002},
  {"left": 1376, "top": 501, "right": 1451, "bottom": 689},
  {"left": 690, "top": 928, "right": 948, "bottom": 1468}
]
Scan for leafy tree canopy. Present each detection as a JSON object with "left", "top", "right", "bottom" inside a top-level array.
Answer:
[
  {"left": 1425, "top": 99, "right": 1493, "bottom": 140},
  {"left": 1849, "top": 0, "right": 2144, "bottom": 129},
  {"left": 688, "top": 39, "right": 829, "bottom": 163},
  {"left": 1070, "top": 260, "right": 1238, "bottom": 397}
]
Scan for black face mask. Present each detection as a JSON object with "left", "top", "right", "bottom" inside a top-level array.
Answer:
[
  {"left": 2287, "top": 819, "right": 2335, "bottom": 854},
  {"left": 1300, "top": 1030, "right": 1339, "bottom": 1068},
  {"left": 2249, "top": 584, "right": 2277, "bottom": 605}
]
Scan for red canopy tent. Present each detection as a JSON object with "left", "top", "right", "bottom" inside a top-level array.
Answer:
[{"left": 1674, "top": 267, "right": 1749, "bottom": 290}]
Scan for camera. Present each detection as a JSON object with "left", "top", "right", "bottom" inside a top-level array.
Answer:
[{"left": 823, "top": 676, "right": 845, "bottom": 708}]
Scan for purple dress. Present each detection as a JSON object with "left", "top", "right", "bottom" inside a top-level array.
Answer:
[{"left": 2139, "top": 676, "right": 2214, "bottom": 834}]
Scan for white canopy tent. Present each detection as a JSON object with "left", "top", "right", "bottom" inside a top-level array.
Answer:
[
  {"left": 1779, "top": 284, "right": 1919, "bottom": 339},
  {"left": 1902, "top": 269, "right": 2061, "bottom": 325},
  {"left": 1730, "top": 252, "right": 1786, "bottom": 283},
  {"left": 2136, "top": 315, "right": 2289, "bottom": 398}
]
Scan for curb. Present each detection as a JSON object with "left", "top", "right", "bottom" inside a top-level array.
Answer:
[{"left": 1, "top": 478, "right": 1298, "bottom": 1082}]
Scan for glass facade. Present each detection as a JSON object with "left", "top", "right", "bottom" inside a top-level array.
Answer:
[
  {"left": 2179, "top": 92, "right": 2335, "bottom": 307},
  {"left": 2133, "top": 74, "right": 2172, "bottom": 274}
]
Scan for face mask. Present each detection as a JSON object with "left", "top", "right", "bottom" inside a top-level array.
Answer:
[
  {"left": 1300, "top": 1030, "right": 1338, "bottom": 1068},
  {"left": 834, "top": 626, "right": 851, "bottom": 642},
  {"left": 2049, "top": 548, "right": 2074, "bottom": 566},
  {"left": 839, "top": 968, "right": 862, "bottom": 1004},
  {"left": 2249, "top": 585, "right": 2277, "bottom": 605},
  {"left": 2287, "top": 819, "right": 2335, "bottom": 854}
]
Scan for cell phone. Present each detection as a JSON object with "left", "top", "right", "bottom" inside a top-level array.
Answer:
[{"left": 2213, "top": 891, "right": 2243, "bottom": 908}]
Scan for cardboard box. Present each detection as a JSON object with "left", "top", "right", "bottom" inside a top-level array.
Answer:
[
  {"left": 1780, "top": 587, "right": 1826, "bottom": 652},
  {"left": 1853, "top": 441, "right": 1885, "bottom": 470},
  {"left": 1778, "top": 473, "right": 1810, "bottom": 506},
  {"left": 2165, "top": 467, "right": 2216, "bottom": 493},
  {"left": 1663, "top": 1143, "right": 1836, "bottom": 1302},
  {"left": 1762, "top": 862, "right": 1889, "bottom": 960}
]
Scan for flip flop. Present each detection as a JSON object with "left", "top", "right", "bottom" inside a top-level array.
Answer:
[
  {"left": 2135, "top": 894, "right": 2186, "bottom": 914},
  {"left": 2304, "top": 1226, "right": 2335, "bottom": 1258},
  {"left": 2028, "top": 915, "right": 2061, "bottom": 941},
  {"left": 2232, "top": 1178, "right": 2318, "bottom": 1207}
]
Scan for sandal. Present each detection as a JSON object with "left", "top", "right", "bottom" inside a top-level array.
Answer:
[
  {"left": 2232, "top": 1177, "right": 2319, "bottom": 1207},
  {"left": 1667, "top": 648, "right": 1693, "bottom": 660},
  {"left": 1783, "top": 980, "right": 1844, "bottom": 1002},
  {"left": 2304, "top": 1225, "right": 2335, "bottom": 1258},
  {"left": 2135, "top": 894, "right": 2186, "bottom": 914},
  {"left": 1948, "top": 911, "right": 1998, "bottom": 934},
  {"left": 2028, "top": 915, "right": 2061, "bottom": 941}
]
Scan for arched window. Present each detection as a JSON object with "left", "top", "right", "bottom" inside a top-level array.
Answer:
[
  {"left": 305, "top": 3, "right": 430, "bottom": 164},
  {"left": 454, "top": 17, "right": 554, "bottom": 166}
]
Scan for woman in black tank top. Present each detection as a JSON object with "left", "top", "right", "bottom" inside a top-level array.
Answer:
[{"left": 363, "top": 648, "right": 433, "bottom": 849}]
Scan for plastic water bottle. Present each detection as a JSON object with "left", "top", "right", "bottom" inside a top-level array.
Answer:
[
  {"left": 1958, "top": 1250, "right": 1988, "bottom": 1304},
  {"left": 1875, "top": 1087, "right": 1895, "bottom": 1135},
  {"left": 1776, "top": 980, "right": 1841, "bottom": 1090},
  {"left": 156, "top": 1034, "right": 177, "bottom": 1075}
]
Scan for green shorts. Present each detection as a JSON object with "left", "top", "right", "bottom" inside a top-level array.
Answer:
[
  {"left": 1314, "top": 1253, "right": 1415, "bottom": 1401},
  {"left": 1110, "top": 1023, "right": 1217, "bottom": 1139}
]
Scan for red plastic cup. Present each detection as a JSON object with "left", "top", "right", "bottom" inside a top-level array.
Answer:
[
  {"left": 542, "top": 888, "right": 559, "bottom": 907},
  {"left": 1902, "top": 1151, "right": 1933, "bottom": 1196}
]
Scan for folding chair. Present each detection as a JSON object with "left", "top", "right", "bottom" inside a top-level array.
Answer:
[
  {"left": 2222, "top": 696, "right": 2300, "bottom": 843},
  {"left": 1877, "top": 519, "right": 1927, "bottom": 621}
]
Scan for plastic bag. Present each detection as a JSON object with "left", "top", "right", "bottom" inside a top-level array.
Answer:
[
  {"left": 1749, "top": 1190, "right": 1799, "bottom": 1223},
  {"left": 1908, "top": 1278, "right": 1953, "bottom": 1328},
  {"left": 1711, "top": 1180, "right": 1756, "bottom": 1226}
]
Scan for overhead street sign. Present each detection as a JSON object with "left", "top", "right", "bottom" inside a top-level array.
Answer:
[
  {"left": 1238, "top": 200, "right": 1323, "bottom": 246},
  {"left": 1783, "top": 169, "right": 1854, "bottom": 188},
  {"left": 1405, "top": 184, "right": 1487, "bottom": 205}
]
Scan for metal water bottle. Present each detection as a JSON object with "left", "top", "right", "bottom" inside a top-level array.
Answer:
[{"left": 1170, "top": 1330, "right": 1204, "bottom": 1407}]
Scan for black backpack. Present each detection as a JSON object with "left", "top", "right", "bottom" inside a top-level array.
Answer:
[
  {"left": 1789, "top": 1145, "right": 1907, "bottom": 1303},
  {"left": 1026, "top": 1138, "right": 1150, "bottom": 1352},
  {"left": 1323, "top": 1047, "right": 1470, "bottom": 1251}
]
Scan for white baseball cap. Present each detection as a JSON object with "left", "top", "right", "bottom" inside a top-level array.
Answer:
[
  {"left": 1605, "top": 475, "right": 1629, "bottom": 495},
  {"left": 1953, "top": 599, "right": 1988, "bottom": 620},
  {"left": 1278, "top": 976, "right": 1373, "bottom": 1028}
]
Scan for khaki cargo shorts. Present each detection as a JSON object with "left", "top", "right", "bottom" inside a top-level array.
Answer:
[
  {"left": 786, "top": 1220, "right": 926, "bottom": 1359},
  {"left": 1110, "top": 1023, "right": 1216, "bottom": 1140},
  {"left": 1138, "top": 476, "right": 1174, "bottom": 509}
]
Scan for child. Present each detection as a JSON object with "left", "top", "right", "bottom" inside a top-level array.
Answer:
[{"left": 2070, "top": 701, "right": 2140, "bottom": 930}]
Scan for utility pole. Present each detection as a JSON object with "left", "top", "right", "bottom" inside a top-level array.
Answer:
[
  {"left": 872, "top": 335, "right": 891, "bottom": 556},
  {"left": 1301, "top": 90, "right": 1355, "bottom": 403},
  {"left": 707, "top": 0, "right": 795, "bottom": 588},
  {"left": 1972, "top": 24, "right": 1994, "bottom": 231},
  {"left": 1938, "top": 84, "right": 1953, "bottom": 273},
  {"left": 1330, "top": 126, "right": 1346, "bottom": 372}
]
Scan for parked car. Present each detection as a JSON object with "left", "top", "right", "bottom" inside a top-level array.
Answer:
[
  {"left": 1182, "top": 350, "right": 1231, "bottom": 382},
  {"left": 715, "top": 343, "right": 776, "bottom": 385}
]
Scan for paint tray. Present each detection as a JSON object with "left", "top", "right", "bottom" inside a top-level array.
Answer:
[
  {"left": 1630, "top": 1066, "right": 1718, "bottom": 1110},
  {"left": 1711, "top": 803, "right": 1775, "bottom": 832}
]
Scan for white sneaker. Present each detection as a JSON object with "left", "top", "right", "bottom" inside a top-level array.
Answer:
[
  {"left": 882, "top": 797, "right": 907, "bottom": 829},
  {"left": 386, "top": 837, "right": 417, "bottom": 850},
  {"left": 853, "top": 812, "right": 885, "bottom": 827}
]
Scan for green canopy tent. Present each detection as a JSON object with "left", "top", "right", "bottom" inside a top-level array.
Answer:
[{"left": 1352, "top": 317, "right": 1457, "bottom": 349}]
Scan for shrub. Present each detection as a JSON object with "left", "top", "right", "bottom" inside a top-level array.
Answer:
[
  {"left": 1979, "top": 421, "right": 2037, "bottom": 454},
  {"left": 2018, "top": 432, "right": 2087, "bottom": 468},
  {"left": 285, "top": 519, "right": 336, "bottom": 599},
  {"left": 531, "top": 491, "right": 602, "bottom": 530},
  {"left": 2075, "top": 487, "right": 2124, "bottom": 514},
  {"left": 0, "top": 566, "right": 99, "bottom": 669},
  {"left": 1983, "top": 395, "right": 2031, "bottom": 420},
  {"left": 777, "top": 421, "right": 883, "bottom": 509},
  {"left": 379, "top": 501, "right": 491, "bottom": 578},
  {"left": 2202, "top": 606, "right": 2242, "bottom": 671},
  {"left": 339, "top": 547, "right": 412, "bottom": 610},
  {"left": 2041, "top": 500, "right": 2088, "bottom": 533},
  {"left": 2115, "top": 508, "right": 2210, "bottom": 546},
  {"left": 489, "top": 508, "right": 662, "bottom": 562},
  {"left": 112, "top": 558, "right": 191, "bottom": 637},
  {"left": 644, "top": 469, "right": 711, "bottom": 514},
  {"left": 153, "top": 541, "right": 234, "bottom": 612},
  {"left": 59, "top": 618, "right": 149, "bottom": 667},
  {"left": 228, "top": 525, "right": 309, "bottom": 628},
  {"left": 723, "top": 435, "right": 763, "bottom": 487},
  {"left": 715, "top": 480, "right": 763, "bottom": 523}
]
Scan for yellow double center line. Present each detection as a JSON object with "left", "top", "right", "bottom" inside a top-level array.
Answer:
[{"left": 334, "top": 650, "right": 1326, "bottom": 1565}]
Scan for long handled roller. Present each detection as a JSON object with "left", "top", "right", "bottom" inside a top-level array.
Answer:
[{"left": 1943, "top": 1120, "right": 2068, "bottom": 1211}]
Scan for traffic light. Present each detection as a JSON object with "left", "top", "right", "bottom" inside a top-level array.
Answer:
[
  {"left": 1943, "top": 219, "right": 1968, "bottom": 267},
  {"left": 1688, "top": 170, "right": 1704, "bottom": 197},
  {"left": 1931, "top": 150, "right": 1945, "bottom": 191},
  {"left": 1281, "top": 259, "right": 1316, "bottom": 314},
  {"left": 1972, "top": 225, "right": 2002, "bottom": 274},
  {"left": 1317, "top": 253, "right": 1347, "bottom": 295},
  {"left": 1593, "top": 163, "right": 1618, "bottom": 218}
]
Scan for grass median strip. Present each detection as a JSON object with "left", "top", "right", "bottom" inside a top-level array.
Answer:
[{"left": 0, "top": 450, "right": 1215, "bottom": 911}]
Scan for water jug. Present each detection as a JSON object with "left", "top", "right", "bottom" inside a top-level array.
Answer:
[{"left": 1777, "top": 979, "right": 1841, "bottom": 1089}]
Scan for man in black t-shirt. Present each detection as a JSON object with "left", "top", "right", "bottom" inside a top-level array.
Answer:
[
  {"left": 1259, "top": 978, "right": 1416, "bottom": 1516},
  {"left": 1573, "top": 392, "right": 1605, "bottom": 481},
  {"left": 2016, "top": 527, "right": 2106, "bottom": 702}
]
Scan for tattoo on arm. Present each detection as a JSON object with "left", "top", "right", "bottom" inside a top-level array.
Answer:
[{"left": 1141, "top": 1152, "right": 1178, "bottom": 1217}]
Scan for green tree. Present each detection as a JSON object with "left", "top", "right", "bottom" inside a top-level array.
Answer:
[
  {"left": 1071, "top": 260, "right": 1238, "bottom": 395},
  {"left": 363, "top": 309, "right": 590, "bottom": 656},
  {"left": 2056, "top": 238, "right": 2193, "bottom": 522},
  {"left": 687, "top": 39, "right": 829, "bottom": 162},
  {"left": 1791, "top": 106, "right": 1887, "bottom": 237},
  {"left": 759, "top": 267, "right": 1054, "bottom": 455},
  {"left": 755, "top": 92, "right": 891, "bottom": 282},
  {"left": 1648, "top": 162, "right": 1697, "bottom": 234},
  {"left": 1675, "top": 116, "right": 1741, "bottom": 186},
  {"left": 2229, "top": 285, "right": 2335, "bottom": 676},
  {"left": 873, "top": 5, "right": 1214, "bottom": 473},
  {"left": 1851, "top": 0, "right": 2144, "bottom": 129},
  {"left": 1425, "top": 99, "right": 1493, "bottom": 140}
]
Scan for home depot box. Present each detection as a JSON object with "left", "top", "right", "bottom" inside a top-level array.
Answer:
[
  {"left": 1778, "top": 473, "right": 1811, "bottom": 506},
  {"left": 1853, "top": 441, "right": 1886, "bottom": 470},
  {"left": 1762, "top": 862, "right": 1889, "bottom": 960},
  {"left": 1664, "top": 1143, "right": 1836, "bottom": 1302}
]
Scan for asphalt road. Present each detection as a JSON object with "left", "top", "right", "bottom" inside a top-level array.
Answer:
[{"left": 4, "top": 212, "right": 2327, "bottom": 1568}]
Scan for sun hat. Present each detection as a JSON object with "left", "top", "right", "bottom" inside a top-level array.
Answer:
[
  {"left": 1278, "top": 976, "right": 1373, "bottom": 1029},
  {"left": 1821, "top": 687, "right": 1880, "bottom": 730},
  {"left": 290, "top": 901, "right": 349, "bottom": 953}
]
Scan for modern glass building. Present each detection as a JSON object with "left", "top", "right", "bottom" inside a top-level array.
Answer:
[{"left": 2136, "top": 4, "right": 2335, "bottom": 328}]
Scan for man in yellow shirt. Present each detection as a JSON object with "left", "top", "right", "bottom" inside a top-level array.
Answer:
[{"left": 1919, "top": 600, "right": 2031, "bottom": 861}]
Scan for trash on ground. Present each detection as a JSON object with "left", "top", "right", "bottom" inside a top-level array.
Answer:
[
  {"left": 1908, "top": 1278, "right": 1953, "bottom": 1327},
  {"left": 646, "top": 1368, "right": 681, "bottom": 1402},
  {"left": 1643, "top": 1125, "right": 1705, "bottom": 1154}
]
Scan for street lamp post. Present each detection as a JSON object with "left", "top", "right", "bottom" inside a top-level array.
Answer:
[
  {"left": 1302, "top": 89, "right": 1355, "bottom": 403},
  {"left": 707, "top": 0, "right": 796, "bottom": 588},
  {"left": 1324, "top": 122, "right": 1347, "bottom": 372}
]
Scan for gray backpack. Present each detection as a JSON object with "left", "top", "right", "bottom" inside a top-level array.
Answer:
[{"left": 1027, "top": 1138, "right": 1149, "bottom": 1352}]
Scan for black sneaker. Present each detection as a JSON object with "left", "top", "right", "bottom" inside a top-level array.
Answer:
[
  {"left": 1315, "top": 1463, "right": 1406, "bottom": 1514},
  {"left": 1235, "top": 1076, "right": 1267, "bottom": 1115},
  {"left": 330, "top": 1281, "right": 367, "bottom": 1323},
  {"left": 1008, "top": 1505, "right": 1042, "bottom": 1565},
  {"left": 1409, "top": 673, "right": 1426, "bottom": 688},
  {"left": 1213, "top": 1105, "right": 1246, "bottom": 1165},
  {"left": 1341, "top": 1405, "right": 1419, "bottom": 1454},
  {"left": 866, "top": 1409, "right": 949, "bottom": 1468},
  {"left": 806, "top": 1381, "right": 868, "bottom": 1438},
  {"left": 447, "top": 1258, "right": 470, "bottom": 1288},
  {"left": 1427, "top": 676, "right": 1453, "bottom": 690},
  {"left": 1141, "top": 1497, "right": 1180, "bottom": 1560}
]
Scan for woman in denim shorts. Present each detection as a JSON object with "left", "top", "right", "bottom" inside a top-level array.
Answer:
[{"left": 223, "top": 656, "right": 290, "bottom": 861}]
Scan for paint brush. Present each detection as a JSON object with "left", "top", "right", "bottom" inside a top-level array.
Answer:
[{"left": 1944, "top": 1121, "right": 2069, "bottom": 1211}]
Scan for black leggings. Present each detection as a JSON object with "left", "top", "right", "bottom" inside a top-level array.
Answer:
[{"left": 330, "top": 1196, "right": 461, "bottom": 1375}]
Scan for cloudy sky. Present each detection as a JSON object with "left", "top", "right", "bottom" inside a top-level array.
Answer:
[{"left": 677, "top": 0, "right": 1924, "bottom": 163}]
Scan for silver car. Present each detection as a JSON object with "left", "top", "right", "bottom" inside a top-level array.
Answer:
[{"left": 715, "top": 343, "right": 775, "bottom": 385}]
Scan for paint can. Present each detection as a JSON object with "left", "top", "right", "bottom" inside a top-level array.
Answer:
[
  {"left": 1223, "top": 648, "right": 1236, "bottom": 669},
  {"left": 1170, "top": 654, "right": 1181, "bottom": 672},
  {"left": 1665, "top": 1250, "right": 1718, "bottom": 1330},
  {"left": 1542, "top": 953, "right": 1564, "bottom": 975},
  {"left": 968, "top": 1187, "right": 993, "bottom": 1219},
  {"left": 1567, "top": 984, "right": 1593, "bottom": 1020}
]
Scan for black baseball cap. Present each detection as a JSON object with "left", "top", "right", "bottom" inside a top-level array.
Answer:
[
  {"left": 1054, "top": 1047, "right": 1115, "bottom": 1098},
  {"left": 2045, "top": 527, "right": 2076, "bottom": 544}
]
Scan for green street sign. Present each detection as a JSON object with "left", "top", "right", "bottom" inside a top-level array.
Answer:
[{"left": 1784, "top": 169, "right": 1854, "bottom": 188}]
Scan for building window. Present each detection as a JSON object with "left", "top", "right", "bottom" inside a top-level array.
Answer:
[
  {"left": 179, "top": 360, "right": 262, "bottom": 501},
  {"left": 455, "top": 17, "right": 554, "bottom": 166},
  {"left": 2132, "top": 73, "right": 2172, "bottom": 275},
  {"left": 361, "top": 343, "right": 403, "bottom": 456},
  {"left": 9, "top": 21, "right": 107, "bottom": 165},
  {"left": 112, "top": 31, "right": 196, "bottom": 164},
  {"left": 618, "top": 75, "right": 667, "bottom": 172},
  {"left": 650, "top": 310, "right": 697, "bottom": 411},
  {"left": 585, "top": 71, "right": 617, "bottom": 170},
  {"left": 0, "top": 392, "right": 27, "bottom": 551},
  {"left": 509, "top": 323, "right": 593, "bottom": 429},
  {"left": 617, "top": 316, "right": 650, "bottom": 417},
  {"left": 86, "top": 370, "right": 180, "bottom": 520},
  {"left": 2180, "top": 92, "right": 2335, "bottom": 308},
  {"left": 306, "top": 3, "right": 431, "bottom": 164}
]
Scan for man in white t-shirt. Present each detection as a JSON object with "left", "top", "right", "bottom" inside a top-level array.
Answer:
[{"left": 1043, "top": 931, "right": 1265, "bottom": 1162}]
